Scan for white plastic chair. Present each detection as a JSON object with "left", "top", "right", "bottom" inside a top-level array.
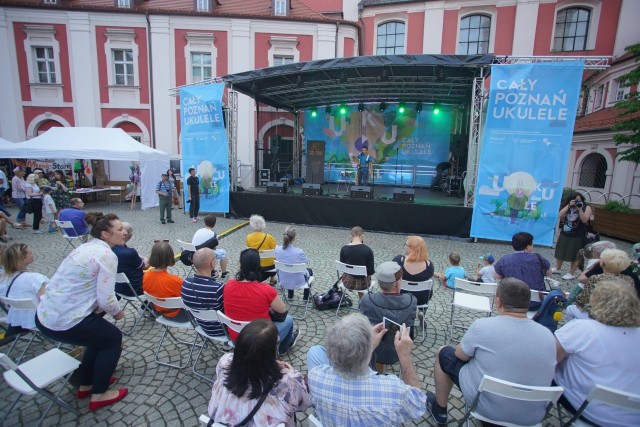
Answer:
[
  {"left": 114, "top": 272, "right": 154, "bottom": 335},
  {"left": 334, "top": 260, "right": 376, "bottom": 317},
  {"left": 400, "top": 279, "right": 434, "bottom": 343},
  {"left": 559, "top": 384, "right": 640, "bottom": 427},
  {"left": 275, "top": 261, "right": 314, "bottom": 320},
  {"left": 448, "top": 278, "right": 497, "bottom": 342},
  {"left": 55, "top": 220, "right": 89, "bottom": 255},
  {"left": 259, "top": 249, "right": 277, "bottom": 277},
  {"left": 177, "top": 239, "right": 197, "bottom": 276},
  {"left": 216, "top": 311, "right": 250, "bottom": 346},
  {"left": 0, "top": 296, "right": 53, "bottom": 364},
  {"left": 308, "top": 413, "right": 324, "bottom": 426},
  {"left": 458, "top": 375, "right": 564, "bottom": 427},
  {"left": 185, "top": 307, "right": 229, "bottom": 383},
  {"left": 143, "top": 292, "right": 200, "bottom": 370},
  {"left": 1, "top": 349, "right": 80, "bottom": 426}
]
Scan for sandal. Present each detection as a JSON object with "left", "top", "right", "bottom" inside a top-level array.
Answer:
[{"left": 10, "top": 223, "right": 23, "bottom": 229}]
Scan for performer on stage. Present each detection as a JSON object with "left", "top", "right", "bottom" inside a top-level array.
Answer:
[{"left": 355, "top": 145, "right": 373, "bottom": 186}]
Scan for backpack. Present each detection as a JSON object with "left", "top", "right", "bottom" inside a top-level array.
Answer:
[
  {"left": 532, "top": 290, "right": 567, "bottom": 333},
  {"left": 312, "top": 287, "right": 352, "bottom": 311},
  {"left": 179, "top": 250, "right": 194, "bottom": 266}
]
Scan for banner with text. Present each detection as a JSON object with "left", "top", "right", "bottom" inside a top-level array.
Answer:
[
  {"left": 180, "top": 83, "right": 229, "bottom": 213},
  {"left": 470, "top": 61, "right": 584, "bottom": 246}
]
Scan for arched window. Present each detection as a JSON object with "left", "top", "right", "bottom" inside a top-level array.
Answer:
[
  {"left": 458, "top": 15, "right": 491, "bottom": 54},
  {"left": 376, "top": 22, "right": 405, "bottom": 55},
  {"left": 579, "top": 153, "right": 607, "bottom": 188},
  {"left": 554, "top": 7, "right": 591, "bottom": 52}
]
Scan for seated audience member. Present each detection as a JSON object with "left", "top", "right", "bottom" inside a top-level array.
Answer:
[
  {"left": 339, "top": 226, "right": 375, "bottom": 292},
  {"left": 246, "top": 214, "right": 277, "bottom": 284},
  {"left": 434, "top": 252, "right": 466, "bottom": 289},
  {"left": 208, "top": 319, "right": 310, "bottom": 426},
  {"left": 58, "top": 197, "right": 89, "bottom": 237},
  {"left": 393, "top": 235, "right": 434, "bottom": 305},
  {"left": 474, "top": 253, "right": 495, "bottom": 283},
  {"left": 307, "top": 314, "right": 426, "bottom": 426},
  {"left": 181, "top": 248, "right": 225, "bottom": 337},
  {"left": 223, "top": 248, "right": 299, "bottom": 354},
  {"left": 0, "top": 243, "right": 48, "bottom": 331},
  {"left": 143, "top": 241, "right": 189, "bottom": 322},
  {"left": 427, "top": 278, "right": 556, "bottom": 426},
  {"left": 112, "top": 222, "right": 148, "bottom": 296},
  {"left": 567, "top": 249, "right": 634, "bottom": 321},
  {"left": 360, "top": 261, "right": 417, "bottom": 372},
  {"left": 191, "top": 214, "right": 228, "bottom": 280},
  {"left": 579, "top": 242, "right": 640, "bottom": 298},
  {"left": 494, "top": 232, "right": 551, "bottom": 309},
  {"left": 275, "top": 226, "right": 312, "bottom": 301},
  {"left": 555, "top": 281, "right": 640, "bottom": 426}
]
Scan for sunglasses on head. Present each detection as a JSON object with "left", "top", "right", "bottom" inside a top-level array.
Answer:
[{"left": 154, "top": 239, "right": 170, "bottom": 243}]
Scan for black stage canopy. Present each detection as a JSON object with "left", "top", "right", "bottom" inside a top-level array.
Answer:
[{"left": 222, "top": 54, "right": 494, "bottom": 111}]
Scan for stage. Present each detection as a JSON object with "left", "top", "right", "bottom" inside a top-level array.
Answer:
[{"left": 229, "top": 185, "right": 472, "bottom": 238}]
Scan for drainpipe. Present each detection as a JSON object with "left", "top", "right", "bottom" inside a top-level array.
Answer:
[
  {"left": 145, "top": 12, "right": 157, "bottom": 149},
  {"left": 335, "top": 22, "right": 340, "bottom": 58}
]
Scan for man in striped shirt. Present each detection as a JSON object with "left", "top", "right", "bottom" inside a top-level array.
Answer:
[{"left": 181, "top": 248, "right": 225, "bottom": 337}]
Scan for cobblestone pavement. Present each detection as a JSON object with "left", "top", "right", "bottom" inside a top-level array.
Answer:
[{"left": 0, "top": 201, "right": 633, "bottom": 426}]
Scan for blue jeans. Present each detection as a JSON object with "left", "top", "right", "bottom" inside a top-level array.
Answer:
[
  {"left": 13, "top": 197, "right": 26, "bottom": 222},
  {"left": 0, "top": 189, "right": 10, "bottom": 217},
  {"left": 307, "top": 345, "right": 330, "bottom": 372},
  {"left": 274, "top": 314, "right": 294, "bottom": 354}
]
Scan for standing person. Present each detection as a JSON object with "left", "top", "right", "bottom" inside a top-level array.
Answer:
[
  {"left": 25, "top": 174, "right": 44, "bottom": 234},
  {"left": 275, "top": 226, "right": 312, "bottom": 300},
  {"left": 339, "top": 226, "right": 375, "bottom": 292},
  {"left": 0, "top": 166, "right": 11, "bottom": 217},
  {"left": 35, "top": 213, "right": 128, "bottom": 410},
  {"left": 167, "top": 168, "right": 183, "bottom": 209},
  {"left": 51, "top": 170, "right": 71, "bottom": 209},
  {"left": 155, "top": 173, "right": 174, "bottom": 225},
  {"left": 32, "top": 169, "right": 50, "bottom": 189},
  {"left": 42, "top": 187, "right": 57, "bottom": 233},
  {"left": 355, "top": 144, "right": 373, "bottom": 186},
  {"left": 187, "top": 167, "right": 200, "bottom": 223},
  {"left": 11, "top": 166, "right": 28, "bottom": 226},
  {"left": 393, "top": 236, "right": 434, "bottom": 305},
  {"left": 554, "top": 192, "right": 592, "bottom": 280}
]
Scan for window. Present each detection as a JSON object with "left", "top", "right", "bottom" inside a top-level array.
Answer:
[
  {"left": 191, "top": 52, "right": 212, "bottom": 83},
  {"left": 42, "top": 0, "right": 58, "bottom": 4},
  {"left": 196, "top": 0, "right": 211, "bottom": 12},
  {"left": 273, "top": 55, "right": 294, "bottom": 66},
  {"left": 579, "top": 153, "right": 607, "bottom": 188},
  {"left": 268, "top": 36, "right": 299, "bottom": 67},
  {"left": 458, "top": 15, "right": 491, "bottom": 54},
  {"left": 614, "top": 79, "right": 629, "bottom": 102},
  {"left": 112, "top": 49, "right": 134, "bottom": 86},
  {"left": 376, "top": 22, "right": 405, "bottom": 55},
  {"left": 33, "top": 47, "right": 56, "bottom": 83},
  {"left": 593, "top": 84, "right": 604, "bottom": 110},
  {"left": 274, "top": 0, "right": 286, "bottom": 16},
  {"left": 117, "top": 0, "right": 131, "bottom": 8},
  {"left": 553, "top": 7, "right": 590, "bottom": 51}
]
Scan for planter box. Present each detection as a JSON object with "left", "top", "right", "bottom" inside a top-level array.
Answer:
[{"left": 592, "top": 205, "right": 640, "bottom": 242}]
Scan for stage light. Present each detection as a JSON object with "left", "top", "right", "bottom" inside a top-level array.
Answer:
[
  {"left": 433, "top": 103, "right": 441, "bottom": 115},
  {"left": 358, "top": 103, "right": 365, "bottom": 112},
  {"left": 416, "top": 102, "right": 423, "bottom": 113},
  {"left": 310, "top": 107, "right": 317, "bottom": 117},
  {"left": 398, "top": 102, "right": 406, "bottom": 114},
  {"left": 339, "top": 104, "right": 347, "bottom": 115},
  {"left": 379, "top": 102, "right": 387, "bottom": 112},
  {"left": 325, "top": 106, "right": 332, "bottom": 114}
]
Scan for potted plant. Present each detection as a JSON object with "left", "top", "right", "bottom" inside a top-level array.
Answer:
[{"left": 591, "top": 201, "right": 640, "bottom": 242}]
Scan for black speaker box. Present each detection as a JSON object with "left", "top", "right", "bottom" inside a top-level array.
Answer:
[
  {"left": 393, "top": 188, "right": 415, "bottom": 203},
  {"left": 350, "top": 186, "right": 372, "bottom": 199},
  {"left": 266, "top": 182, "right": 287, "bottom": 194},
  {"left": 302, "top": 183, "right": 322, "bottom": 196}
]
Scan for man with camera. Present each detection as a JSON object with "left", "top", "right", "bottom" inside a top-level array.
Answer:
[{"left": 554, "top": 192, "right": 592, "bottom": 280}]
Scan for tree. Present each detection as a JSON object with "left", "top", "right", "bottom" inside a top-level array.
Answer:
[{"left": 613, "top": 43, "right": 640, "bottom": 163}]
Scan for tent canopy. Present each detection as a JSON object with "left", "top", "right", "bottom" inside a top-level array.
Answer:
[{"left": 0, "top": 127, "right": 169, "bottom": 210}]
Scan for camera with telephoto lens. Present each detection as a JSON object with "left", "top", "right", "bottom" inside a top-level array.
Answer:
[{"left": 575, "top": 201, "right": 584, "bottom": 208}]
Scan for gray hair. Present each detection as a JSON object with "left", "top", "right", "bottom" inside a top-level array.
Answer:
[
  {"left": 249, "top": 214, "right": 266, "bottom": 231},
  {"left": 591, "top": 240, "right": 616, "bottom": 256},
  {"left": 378, "top": 279, "right": 397, "bottom": 292},
  {"left": 122, "top": 222, "right": 133, "bottom": 242},
  {"left": 326, "top": 314, "right": 372, "bottom": 378}
]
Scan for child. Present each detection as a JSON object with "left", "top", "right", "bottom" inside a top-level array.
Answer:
[
  {"left": 42, "top": 187, "right": 57, "bottom": 233},
  {"left": 434, "top": 252, "right": 466, "bottom": 289},
  {"left": 474, "top": 253, "right": 495, "bottom": 283}
]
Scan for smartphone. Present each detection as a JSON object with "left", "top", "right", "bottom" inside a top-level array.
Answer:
[{"left": 383, "top": 317, "right": 401, "bottom": 334}]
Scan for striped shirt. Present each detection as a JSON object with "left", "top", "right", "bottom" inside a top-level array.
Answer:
[
  {"left": 181, "top": 274, "right": 225, "bottom": 337},
  {"left": 156, "top": 179, "right": 174, "bottom": 195}
]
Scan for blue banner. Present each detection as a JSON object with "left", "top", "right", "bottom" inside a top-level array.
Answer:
[
  {"left": 470, "top": 62, "right": 584, "bottom": 246},
  {"left": 180, "top": 83, "right": 229, "bottom": 213}
]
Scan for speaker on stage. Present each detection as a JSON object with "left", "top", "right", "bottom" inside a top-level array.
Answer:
[
  {"left": 266, "top": 182, "right": 287, "bottom": 194},
  {"left": 393, "top": 188, "right": 415, "bottom": 203},
  {"left": 350, "top": 186, "right": 372, "bottom": 199},
  {"left": 302, "top": 183, "right": 322, "bottom": 196}
]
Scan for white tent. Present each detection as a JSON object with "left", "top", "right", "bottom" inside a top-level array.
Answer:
[{"left": 0, "top": 127, "right": 169, "bottom": 210}]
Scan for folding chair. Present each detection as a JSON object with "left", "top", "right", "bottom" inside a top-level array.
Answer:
[
  {"left": 259, "top": 249, "right": 277, "bottom": 278},
  {"left": 334, "top": 260, "right": 376, "bottom": 317},
  {"left": 448, "top": 278, "right": 497, "bottom": 343},
  {"left": 114, "top": 273, "right": 154, "bottom": 335},
  {"left": 400, "top": 279, "right": 434, "bottom": 343},
  {"left": 559, "top": 384, "right": 640, "bottom": 427},
  {"left": 0, "top": 296, "right": 54, "bottom": 364},
  {"left": 143, "top": 292, "right": 200, "bottom": 370},
  {"left": 55, "top": 220, "right": 89, "bottom": 256},
  {"left": 308, "top": 413, "right": 324, "bottom": 426},
  {"left": 185, "top": 307, "right": 229, "bottom": 383},
  {"left": 275, "top": 260, "right": 314, "bottom": 320},
  {"left": 198, "top": 414, "right": 284, "bottom": 427},
  {"left": 107, "top": 186, "right": 122, "bottom": 204},
  {"left": 177, "top": 239, "right": 196, "bottom": 277},
  {"left": 216, "top": 311, "right": 250, "bottom": 347},
  {"left": 1, "top": 349, "right": 80, "bottom": 426}
]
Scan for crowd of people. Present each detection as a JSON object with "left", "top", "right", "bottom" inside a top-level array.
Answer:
[{"left": 0, "top": 202, "right": 639, "bottom": 426}]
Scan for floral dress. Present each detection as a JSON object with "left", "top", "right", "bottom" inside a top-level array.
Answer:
[{"left": 52, "top": 185, "right": 71, "bottom": 209}]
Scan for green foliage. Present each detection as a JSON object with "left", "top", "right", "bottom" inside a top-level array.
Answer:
[
  {"left": 613, "top": 43, "right": 640, "bottom": 163},
  {"left": 603, "top": 200, "right": 634, "bottom": 214}
]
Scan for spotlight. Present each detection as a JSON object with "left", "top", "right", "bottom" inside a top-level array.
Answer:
[
  {"left": 398, "top": 102, "right": 406, "bottom": 114},
  {"left": 416, "top": 102, "right": 423, "bottom": 113},
  {"left": 379, "top": 102, "right": 387, "bottom": 112},
  {"left": 325, "top": 106, "right": 332, "bottom": 114},
  {"left": 310, "top": 107, "right": 317, "bottom": 118},
  {"left": 339, "top": 104, "right": 347, "bottom": 115},
  {"left": 358, "top": 103, "right": 365, "bottom": 112},
  {"left": 433, "top": 103, "right": 441, "bottom": 115}
]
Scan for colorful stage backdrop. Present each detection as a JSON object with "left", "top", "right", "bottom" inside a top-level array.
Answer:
[
  {"left": 470, "top": 61, "right": 584, "bottom": 246},
  {"left": 180, "top": 83, "right": 229, "bottom": 213},
  {"left": 304, "top": 104, "right": 451, "bottom": 187}
]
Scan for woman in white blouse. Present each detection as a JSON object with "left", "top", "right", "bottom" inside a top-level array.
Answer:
[
  {"left": 36, "top": 212, "right": 129, "bottom": 411},
  {"left": 24, "top": 173, "right": 43, "bottom": 234}
]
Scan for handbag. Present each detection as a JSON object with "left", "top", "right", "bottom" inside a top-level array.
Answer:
[{"left": 24, "top": 199, "right": 33, "bottom": 214}]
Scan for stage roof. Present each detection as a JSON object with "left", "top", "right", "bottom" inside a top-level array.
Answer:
[{"left": 222, "top": 54, "right": 494, "bottom": 111}]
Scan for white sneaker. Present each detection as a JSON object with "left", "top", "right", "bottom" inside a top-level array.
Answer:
[
  {"left": 190, "top": 218, "right": 197, "bottom": 223},
  {"left": 33, "top": 230, "right": 43, "bottom": 234},
  {"left": 562, "top": 273, "right": 575, "bottom": 280},
  {"left": 551, "top": 268, "right": 561, "bottom": 274}
]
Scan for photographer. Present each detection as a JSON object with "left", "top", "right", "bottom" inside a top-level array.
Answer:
[{"left": 554, "top": 192, "right": 592, "bottom": 280}]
